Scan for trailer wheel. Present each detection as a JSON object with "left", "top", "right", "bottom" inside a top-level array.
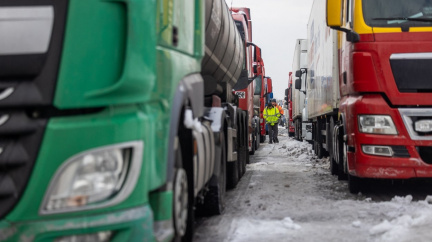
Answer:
[
  {"left": 173, "top": 142, "right": 193, "bottom": 242},
  {"left": 244, "top": 111, "right": 250, "bottom": 166},
  {"left": 199, "top": 132, "right": 227, "bottom": 215},
  {"left": 227, "top": 158, "right": 239, "bottom": 189},
  {"left": 316, "top": 141, "right": 324, "bottom": 159},
  {"left": 237, "top": 111, "right": 248, "bottom": 177},
  {"left": 260, "top": 134, "right": 266, "bottom": 143},
  {"left": 227, "top": 111, "right": 241, "bottom": 189},
  {"left": 249, "top": 132, "right": 256, "bottom": 155},
  {"left": 255, "top": 128, "right": 260, "bottom": 151},
  {"left": 315, "top": 119, "right": 325, "bottom": 159}
]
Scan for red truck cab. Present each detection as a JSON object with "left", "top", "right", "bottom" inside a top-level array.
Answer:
[
  {"left": 327, "top": 0, "right": 432, "bottom": 192},
  {"left": 231, "top": 7, "right": 259, "bottom": 154}
]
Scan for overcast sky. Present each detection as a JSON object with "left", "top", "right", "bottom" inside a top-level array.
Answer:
[{"left": 226, "top": 0, "right": 314, "bottom": 100}]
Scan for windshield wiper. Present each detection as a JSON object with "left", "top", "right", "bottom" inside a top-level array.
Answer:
[{"left": 373, "top": 17, "right": 432, "bottom": 23}]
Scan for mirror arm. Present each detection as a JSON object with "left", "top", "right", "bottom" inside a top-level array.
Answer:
[
  {"left": 247, "top": 42, "right": 256, "bottom": 47},
  {"left": 330, "top": 26, "right": 360, "bottom": 43}
]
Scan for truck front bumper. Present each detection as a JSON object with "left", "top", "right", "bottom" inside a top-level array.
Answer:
[
  {"left": 0, "top": 206, "right": 156, "bottom": 242},
  {"left": 342, "top": 95, "right": 432, "bottom": 179}
]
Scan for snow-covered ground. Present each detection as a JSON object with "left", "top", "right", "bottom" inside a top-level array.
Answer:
[{"left": 194, "top": 127, "right": 432, "bottom": 242}]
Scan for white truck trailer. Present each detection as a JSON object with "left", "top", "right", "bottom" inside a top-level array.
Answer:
[
  {"left": 292, "top": 39, "right": 312, "bottom": 142},
  {"left": 303, "top": 0, "right": 340, "bottom": 159}
]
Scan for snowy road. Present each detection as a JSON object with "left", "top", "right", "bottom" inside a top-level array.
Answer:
[{"left": 194, "top": 128, "right": 432, "bottom": 242}]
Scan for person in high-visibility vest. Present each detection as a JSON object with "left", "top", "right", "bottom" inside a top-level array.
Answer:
[{"left": 263, "top": 101, "right": 281, "bottom": 144}]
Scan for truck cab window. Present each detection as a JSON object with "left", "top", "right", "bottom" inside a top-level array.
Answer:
[{"left": 363, "top": 0, "right": 432, "bottom": 27}]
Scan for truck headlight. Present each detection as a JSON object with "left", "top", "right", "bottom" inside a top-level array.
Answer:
[
  {"left": 358, "top": 115, "right": 397, "bottom": 135},
  {"left": 41, "top": 141, "right": 143, "bottom": 214}
]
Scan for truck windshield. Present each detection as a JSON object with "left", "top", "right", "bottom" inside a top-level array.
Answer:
[{"left": 363, "top": 0, "right": 432, "bottom": 27}]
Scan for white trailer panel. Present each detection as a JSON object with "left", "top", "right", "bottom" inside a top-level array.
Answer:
[
  {"left": 292, "top": 39, "right": 308, "bottom": 120},
  {"left": 306, "top": 0, "right": 340, "bottom": 119}
]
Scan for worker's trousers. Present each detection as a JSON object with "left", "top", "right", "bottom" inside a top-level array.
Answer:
[{"left": 268, "top": 124, "right": 278, "bottom": 143}]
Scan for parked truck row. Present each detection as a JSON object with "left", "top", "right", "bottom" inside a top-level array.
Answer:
[
  {"left": 291, "top": 0, "right": 432, "bottom": 194},
  {"left": 0, "top": 0, "right": 273, "bottom": 241}
]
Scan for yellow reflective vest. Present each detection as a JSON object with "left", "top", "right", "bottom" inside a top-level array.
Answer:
[{"left": 263, "top": 106, "right": 280, "bottom": 126}]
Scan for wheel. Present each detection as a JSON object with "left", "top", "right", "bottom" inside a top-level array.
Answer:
[
  {"left": 255, "top": 130, "right": 260, "bottom": 150},
  {"left": 227, "top": 111, "right": 241, "bottom": 189},
  {"left": 173, "top": 142, "right": 193, "bottom": 242},
  {"left": 330, "top": 155, "right": 338, "bottom": 175},
  {"left": 336, "top": 126, "right": 347, "bottom": 181},
  {"left": 238, "top": 146, "right": 247, "bottom": 178},
  {"left": 316, "top": 140, "right": 324, "bottom": 159},
  {"left": 315, "top": 120, "right": 324, "bottom": 159},
  {"left": 348, "top": 173, "right": 363, "bottom": 194},
  {"left": 328, "top": 118, "right": 335, "bottom": 161},
  {"left": 199, "top": 132, "right": 227, "bottom": 216},
  {"left": 237, "top": 112, "right": 246, "bottom": 178},
  {"left": 314, "top": 140, "right": 318, "bottom": 155},
  {"left": 249, "top": 133, "right": 255, "bottom": 155},
  {"left": 227, "top": 158, "right": 239, "bottom": 189},
  {"left": 243, "top": 146, "right": 249, "bottom": 173},
  {"left": 260, "top": 134, "right": 266, "bottom": 143}
]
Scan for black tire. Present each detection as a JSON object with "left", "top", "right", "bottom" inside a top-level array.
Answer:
[
  {"left": 328, "top": 118, "right": 335, "bottom": 161},
  {"left": 173, "top": 142, "right": 194, "bottom": 242},
  {"left": 260, "top": 134, "right": 266, "bottom": 143},
  {"left": 337, "top": 126, "right": 348, "bottom": 181},
  {"left": 330, "top": 156, "right": 338, "bottom": 175},
  {"left": 199, "top": 132, "right": 227, "bottom": 216},
  {"left": 316, "top": 140, "right": 324, "bottom": 159},
  {"left": 348, "top": 173, "right": 363, "bottom": 194},
  {"left": 237, "top": 112, "right": 246, "bottom": 179},
  {"left": 238, "top": 147, "right": 247, "bottom": 178},
  {"left": 255, "top": 130, "right": 260, "bottom": 150},
  {"left": 227, "top": 159, "right": 239, "bottom": 189},
  {"left": 316, "top": 120, "right": 324, "bottom": 159},
  {"left": 249, "top": 133, "right": 255, "bottom": 155},
  {"left": 243, "top": 146, "right": 248, "bottom": 174}
]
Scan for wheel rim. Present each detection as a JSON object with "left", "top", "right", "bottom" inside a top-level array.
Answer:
[{"left": 173, "top": 168, "right": 188, "bottom": 236}]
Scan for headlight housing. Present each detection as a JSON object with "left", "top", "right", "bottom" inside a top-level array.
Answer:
[
  {"left": 362, "top": 145, "right": 394, "bottom": 157},
  {"left": 358, "top": 115, "right": 398, "bottom": 135},
  {"left": 41, "top": 141, "right": 143, "bottom": 214}
]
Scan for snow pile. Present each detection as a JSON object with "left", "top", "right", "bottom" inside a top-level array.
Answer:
[
  {"left": 369, "top": 195, "right": 432, "bottom": 242},
  {"left": 282, "top": 139, "right": 314, "bottom": 161},
  {"left": 226, "top": 217, "right": 301, "bottom": 242}
]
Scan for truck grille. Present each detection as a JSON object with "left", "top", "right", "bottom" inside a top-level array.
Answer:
[
  {"left": 417, "top": 147, "right": 432, "bottom": 164},
  {"left": 390, "top": 53, "right": 432, "bottom": 93},
  {"left": 0, "top": 112, "right": 46, "bottom": 218},
  {"left": 399, "top": 109, "right": 432, "bottom": 141},
  {"left": 0, "top": 0, "right": 68, "bottom": 218}
]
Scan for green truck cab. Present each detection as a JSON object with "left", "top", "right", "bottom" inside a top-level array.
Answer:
[{"left": 0, "top": 0, "right": 252, "bottom": 241}]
